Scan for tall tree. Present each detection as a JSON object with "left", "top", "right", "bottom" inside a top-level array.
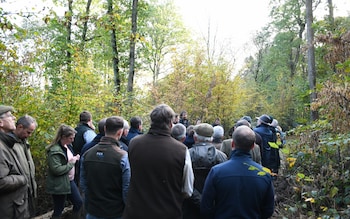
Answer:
[
  {"left": 306, "top": 0, "right": 318, "bottom": 121},
  {"left": 66, "top": 0, "right": 73, "bottom": 74},
  {"left": 127, "top": 0, "right": 138, "bottom": 93},
  {"left": 80, "top": 0, "right": 92, "bottom": 50},
  {"left": 107, "top": 0, "right": 120, "bottom": 94},
  {"left": 327, "top": 0, "right": 334, "bottom": 29},
  {"left": 139, "top": 0, "right": 188, "bottom": 85}
]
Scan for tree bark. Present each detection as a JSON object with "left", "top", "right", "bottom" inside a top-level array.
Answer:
[
  {"left": 127, "top": 0, "right": 138, "bottom": 93},
  {"left": 107, "top": 0, "right": 120, "bottom": 94},
  {"left": 328, "top": 0, "right": 334, "bottom": 29},
  {"left": 80, "top": 0, "right": 92, "bottom": 50},
  {"left": 306, "top": 0, "right": 319, "bottom": 121},
  {"left": 66, "top": 0, "right": 73, "bottom": 73}
]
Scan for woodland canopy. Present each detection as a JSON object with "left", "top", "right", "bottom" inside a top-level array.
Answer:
[{"left": 1, "top": 0, "right": 350, "bottom": 217}]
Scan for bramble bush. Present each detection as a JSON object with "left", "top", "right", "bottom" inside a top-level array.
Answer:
[{"left": 275, "top": 120, "right": 350, "bottom": 218}]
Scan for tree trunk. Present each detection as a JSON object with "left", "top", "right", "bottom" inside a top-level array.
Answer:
[
  {"left": 66, "top": 0, "right": 73, "bottom": 73},
  {"left": 127, "top": 0, "right": 138, "bottom": 93},
  {"left": 80, "top": 0, "right": 92, "bottom": 50},
  {"left": 306, "top": 0, "right": 318, "bottom": 121},
  {"left": 328, "top": 0, "right": 334, "bottom": 29},
  {"left": 107, "top": 0, "right": 120, "bottom": 94}
]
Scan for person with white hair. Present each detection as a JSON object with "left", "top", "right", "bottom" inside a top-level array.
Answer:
[
  {"left": 212, "top": 125, "right": 224, "bottom": 150},
  {"left": 171, "top": 123, "right": 187, "bottom": 142}
]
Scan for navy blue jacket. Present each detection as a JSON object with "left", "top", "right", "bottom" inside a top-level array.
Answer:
[
  {"left": 200, "top": 149, "right": 275, "bottom": 219},
  {"left": 126, "top": 127, "right": 142, "bottom": 143},
  {"left": 254, "top": 125, "right": 280, "bottom": 172}
]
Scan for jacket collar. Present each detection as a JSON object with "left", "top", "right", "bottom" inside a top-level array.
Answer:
[
  {"left": 100, "top": 136, "right": 120, "bottom": 146},
  {"left": 231, "top": 148, "right": 251, "bottom": 158},
  {"left": 148, "top": 126, "right": 171, "bottom": 136},
  {"left": 0, "top": 132, "right": 18, "bottom": 148}
]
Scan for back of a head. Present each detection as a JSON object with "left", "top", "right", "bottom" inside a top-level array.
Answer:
[
  {"left": 171, "top": 123, "right": 186, "bottom": 141},
  {"left": 241, "top": 115, "right": 252, "bottom": 124},
  {"left": 150, "top": 104, "right": 175, "bottom": 130},
  {"left": 234, "top": 119, "right": 251, "bottom": 129},
  {"left": 98, "top": 118, "right": 107, "bottom": 135},
  {"left": 130, "top": 116, "right": 142, "bottom": 129},
  {"left": 212, "top": 125, "right": 224, "bottom": 139},
  {"left": 105, "top": 116, "right": 124, "bottom": 136},
  {"left": 16, "top": 114, "right": 37, "bottom": 129},
  {"left": 194, "top": 123, "right": 214, "bottom": 142},
  {"left": 80, "top": 111, "right": 92, "bottom": 123},
  {"left": 232, "top": 126, "right": 256, "bottom": 151}
]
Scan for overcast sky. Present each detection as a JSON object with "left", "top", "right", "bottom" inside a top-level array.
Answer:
[
  {"left": 174, "top": 0, "right": 350, "bottom": 70},
  {"left": 3, "top": 0, "right": 350, "bottom": 70}
]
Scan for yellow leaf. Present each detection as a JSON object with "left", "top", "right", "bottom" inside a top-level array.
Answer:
[
  {"left": 330, "top": 186, "right": 339, "bottom": 198},
  {"left": 258, "top": 171, "right": 267, "bottom": 176},
  {"left": 305, "top": 198, "right": 315, "bottom": 203},
  {"left": 320, "top": 206, "right": 328, "bottom": 212}
]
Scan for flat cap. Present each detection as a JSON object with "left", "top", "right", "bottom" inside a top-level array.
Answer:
[
  {"left": 194, "top": 123, "right": 214, "bottom": 137},
  {"left": 0, "top": 105, "right": 14, "bottom": 116}
]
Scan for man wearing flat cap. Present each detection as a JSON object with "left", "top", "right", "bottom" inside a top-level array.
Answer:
[
  {"left": 183, "top": 123, "right": 227, "bottom": 219},
  {"left": 0, "top": 105, "right": 30, "bottom": 218}
]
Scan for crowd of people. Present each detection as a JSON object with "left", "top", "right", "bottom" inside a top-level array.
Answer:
[{"left": 0, "top": 104, "right": 286, "bottom": 219}]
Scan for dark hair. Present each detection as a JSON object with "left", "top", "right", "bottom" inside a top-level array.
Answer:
[
  {"left": 105, "top": 116, "right": 124, "bottom": 136},
  {"left": 79, "top": 111, "right": 92, "bottom": 123},
  {"left": 180, "top": 111, "right": 187, "bottom": 117},
  {"left": 150, "top": 104, "right": 175, "bottom": 130},
  {"left": 130, "top": 116, "right": 142, "bottom": 129},
  {"left": 16, "top": 114, "right": 37, "bottom": 128},
  {"left": 97, "top": 118, "right": 107, "bottom": 135}
]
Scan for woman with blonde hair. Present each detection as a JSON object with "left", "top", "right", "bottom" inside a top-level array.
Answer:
[{"left": 46, "top": 124, "right": 82, "bottom": 219}]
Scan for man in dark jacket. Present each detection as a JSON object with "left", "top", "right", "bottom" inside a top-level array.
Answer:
[
  {"left": 81, "top": 116, "right": 130, "bottom": 219},
  {"left": 123, "top": 104, "right": 194, "bottom": 219},
  {"left": 201, "top": 126, "right": 275, "bottom": 219},
  {"left": 254, "top": 114, "right": 280, "bottom": 174},
  {"left": 125, "top": 116, "right": 143, "bottom": 144},
  {"left": 73, "top": 111, "right": 96, "bottom": 155},
  {"left": 73, "top": 111, "right": 96, "bottom": 186}
]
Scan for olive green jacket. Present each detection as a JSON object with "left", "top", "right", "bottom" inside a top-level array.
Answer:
[
  {"left": 46, "top": 143, "right": 74, "bottom": 194},
  {"left": 0, "top": 132, "right": 29, "bottom": 219},
  {"left": 11, "top": 135, "right": 37, "bottom": 199}
]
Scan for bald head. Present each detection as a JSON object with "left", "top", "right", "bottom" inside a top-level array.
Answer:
[{"left": 232, "top": 126, "right": 256, "bottom": 151}]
